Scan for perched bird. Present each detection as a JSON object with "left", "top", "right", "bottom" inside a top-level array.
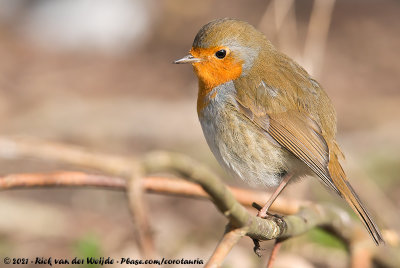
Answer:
[{"left": 174, "top": 18, "right": 383, "bottom": 245}]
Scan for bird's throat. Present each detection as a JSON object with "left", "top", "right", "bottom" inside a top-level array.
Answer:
[
  {"left": 192, "top": 58, "right": 242, "bottom": 91},
  {"left": 192, "top": 57, "right": 242, "bottom": 115},
  {"left": 196, "top": 80, "right": 218, "bottom": 115}
]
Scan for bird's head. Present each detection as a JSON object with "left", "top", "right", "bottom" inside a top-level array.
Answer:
[{"left": 175, "top": 18, "right": 270, "bottom": 90}]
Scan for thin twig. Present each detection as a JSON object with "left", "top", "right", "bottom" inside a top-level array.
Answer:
[
  {"left": 127, "top": 168, "right": 156, "bottom": 259},
  {"left": 0, "top": 171, "right": 126, "bottom": 190},
  {"left": 266, "top": 240, "right": 283, "bottom": 268},
  {"left": 258, "top": 0, "right": 336, "bottom": 77},
  {"left": 302, "top": 0, "right": 336, "bottom": 77},
  {"left": 258, "top": 0, "right": 300, "bottom": 63},
  {"left": 0, "top": 137, "right": 134, "bottom": 175},
  {"left": 205, "top": 225, "right": 247, "bottom": 268},
  {"left": 350, "top": 240, "right": 373, "bottom": 268},
  {"left": 0, "top": 171, "right": 302, "bottom": 214},
  {"left": 0, "top": 137, "right": 155, "bottom": 258}
]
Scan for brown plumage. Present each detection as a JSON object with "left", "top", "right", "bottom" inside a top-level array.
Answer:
[{"left": 175, "top": 18, "right": 384, "bottom": 245}]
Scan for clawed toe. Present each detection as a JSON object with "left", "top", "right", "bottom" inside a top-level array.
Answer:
[{"left": 252, "top": 238, "right": 266, "bottom": 257}]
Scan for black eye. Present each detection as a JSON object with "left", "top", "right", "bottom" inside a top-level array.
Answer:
[{"left": 215, "top": 49, "right": 226, "bottom": 59}]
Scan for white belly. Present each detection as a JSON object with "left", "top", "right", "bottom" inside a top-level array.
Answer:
[{"left": 198, "top": 81, "right": 290, "bottom": 188}]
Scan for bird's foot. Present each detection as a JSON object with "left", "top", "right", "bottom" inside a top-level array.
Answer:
[{"left": 252, "top": 238, "right": 265, "bottom": 257}]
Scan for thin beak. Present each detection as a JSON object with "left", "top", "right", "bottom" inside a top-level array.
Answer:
[{"left": 173, "top": 54, "right": 202, "bottom": 64}]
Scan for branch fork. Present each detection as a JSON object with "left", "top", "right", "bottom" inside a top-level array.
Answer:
[{"left": 0, "top": 137, "right": 397, "bottom": 267}]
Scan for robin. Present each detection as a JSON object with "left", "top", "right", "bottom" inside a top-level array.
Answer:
[{"left": 174, "top": 18, "right": 383, "bottom": 245}]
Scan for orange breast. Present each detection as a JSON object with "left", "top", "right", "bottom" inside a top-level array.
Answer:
[{"left": 190, "top": 47, "right": 243, "bottom": 114}]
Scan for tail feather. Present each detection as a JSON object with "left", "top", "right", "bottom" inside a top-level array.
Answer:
[
  {"left": 328, "top": 151, "right": 384, "bottom": 245},
  {"left": 343, "top": 179, "right": 384, "bottom": 245}
]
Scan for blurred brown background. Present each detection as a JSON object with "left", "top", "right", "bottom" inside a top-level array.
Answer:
[{"left": 0, "top": 0, "right": 399, "bottom": 267}]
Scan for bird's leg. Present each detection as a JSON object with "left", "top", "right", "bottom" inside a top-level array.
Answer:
[
  {"left": 254, "top": 173, "right": 292, "bottom": 265},
  {"left": 257, "top": 173, "right": 293, "bottom": 218}
]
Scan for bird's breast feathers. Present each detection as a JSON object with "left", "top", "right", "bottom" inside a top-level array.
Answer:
[{"left": 198, "top": 80, "right": 297, "bottom": 187}]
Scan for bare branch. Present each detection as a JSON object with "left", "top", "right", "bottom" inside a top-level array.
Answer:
[
  {"left": 0, "top": 172, "right": 301, "bottom": 214},
  {"left": 0, "top": 137, "right": 384, "bottom": 241},
  {"left": 266, "top": 241, "right": 283, "bottom": 268},
  {"left": 127, "top": 168, "right": 156, "bottom": 259},
  {"left": 0, "top": 137, "right": 398, "bottom": 267},
  {"left": 205, "top": 225, "right": 247, "bottom": 268},
  {"left": 350, "top": 241, "right": 373, "bottom": 268},
  {"left": 0, "top": 137, "right": 155, "bottom": 258},
  {"left": 0, "top": 137, "right": 135, "bottom": 175},
  {"left": 141, "top": 151, "right": 354, "bottom": 240},
  {"left": 0, "top": 171, "right": 126, "bottom": 190}
]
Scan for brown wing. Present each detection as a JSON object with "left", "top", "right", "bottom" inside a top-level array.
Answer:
[
  {"left": 237, "top": 101, "right": 340, "bottom": 195},
  {"left": 238, "top": 100, "right": 383, "bottom": 244},
  {"left": 268, "top": 112, "right": 340, "bottom": 193},
  {"left": 233, "top": 47, "right": 342, "bottom": 192}
]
